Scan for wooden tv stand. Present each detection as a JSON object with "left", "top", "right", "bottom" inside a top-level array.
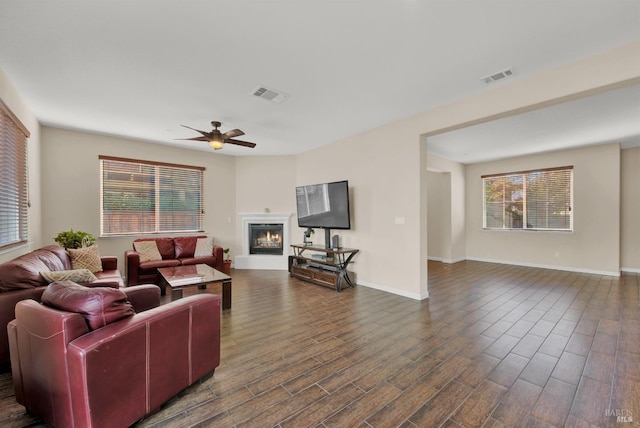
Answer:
[{"left": 288, "top": 244, "right": 359, "bottom": 291}]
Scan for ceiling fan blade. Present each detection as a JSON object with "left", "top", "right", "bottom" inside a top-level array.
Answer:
[
  {"left": 223, "top": 129, "right": 245, "bottom": 139},
  {"left": 226, "top": 139, "right": 256, "bottom": 148},
  {"left": 175, "top": 136, "right": 210, "bottom": 142},
  {"left": 180, "top": 124, "right": 209, "bottom": 137}
]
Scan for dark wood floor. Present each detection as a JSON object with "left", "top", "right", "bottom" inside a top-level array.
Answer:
[{"left": 0, "top": 261, "right": 638, "bottom": 427}]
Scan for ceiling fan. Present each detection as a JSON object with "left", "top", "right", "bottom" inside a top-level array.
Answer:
[{"left": 177, "top": 121, "right": 256, "bottom": 150}]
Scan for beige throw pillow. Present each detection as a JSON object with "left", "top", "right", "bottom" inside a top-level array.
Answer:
[
  {"left": 68, "top": 245, "right": 103, "bottom": 273},
  {"left": 194, "top": 237, "right": 213, "bottom": 257},
  {"left": 134, "top": 240, "right": 162, "bottom": 262},
  {"left": 41, "top": 269, "right": 98, "bottom": 283}
]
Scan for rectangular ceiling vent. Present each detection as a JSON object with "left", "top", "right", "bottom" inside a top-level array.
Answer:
[
  {"left": 481, "top": 67, "right": 516, "bottom": 85},
  {"left": 251, "top": 85, "right": 288, "bottom": 104}
]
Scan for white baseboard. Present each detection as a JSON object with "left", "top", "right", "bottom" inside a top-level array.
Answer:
[
  {"left": 621, "top": 267, "right": 640, "bottom": 273},
  {"left": 466, "top": 256, "right": 621, "bottom": 277},
  {"left": 356, "top": 279, "right": 428, "bottom": 301},
  {"left": 428, "top": 256, "right": 465, "bottom": 264}
]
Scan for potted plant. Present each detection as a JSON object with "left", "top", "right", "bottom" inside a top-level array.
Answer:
[
  {"left": 222, "top": 248, "right": 232, "bottom": 274},
  {"left": 54, "top": 229, "right": 96, "bottom": 250}
]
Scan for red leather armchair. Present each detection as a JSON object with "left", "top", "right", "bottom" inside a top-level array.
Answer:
[{"left": 8, "top": 284, "right": 220, "bottom": 428}]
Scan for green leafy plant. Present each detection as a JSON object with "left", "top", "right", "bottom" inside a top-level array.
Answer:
[
  {"left": 223, "top": 248, "right": 231, "bottom": 261},
  {"left": 54, "top": 229, "right": 96, "bottom": 250}
]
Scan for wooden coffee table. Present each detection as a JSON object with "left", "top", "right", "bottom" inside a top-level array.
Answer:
[{"left": 157, "top": 264, "right": 232, "bottom": 310}]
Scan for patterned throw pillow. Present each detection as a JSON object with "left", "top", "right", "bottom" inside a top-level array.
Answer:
[
  {"left": 68, "top": 245, "right": 103, "bottom": 273},
  {"left": 133, "top": 240, "right": 162, "bottom": 262},
  {"left": 41, "top": 269, "right": 98, "bottom": 283},
  {"left": 194, "top": 237, "right": 214, "bottom": 257}
]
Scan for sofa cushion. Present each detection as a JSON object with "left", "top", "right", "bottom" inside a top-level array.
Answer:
[
  {"left": 93, "top": 270, "right": 125, "bottom": 287},
  {"left": 41, "top": 269, "right": 98, "bottom": 284},
  {"left": 133, "top": 241, "right": 162, "bottom": 262},
  {"left": 40, "top": 245, "right": 73, "bottom": 270},
  {"left": 173, "top": 236, "right": 197, "bottom": 259},
  {"left": 0, "top": 246, "right": 69, "bottom": 291},
  {"left": 138, "top": 259, "right": 181, "bottom": 273},
  {"left": 41, "top": 281, "right": 135, "bottom": 331},
  {"left": 35, "top": 246, "right": 71, "bottom": 271},
  {"left": 179, "top": 256, "right": 217, "bottom": 268},
  {"left": 68, "top": 245, "right": 103, "bottom": 273}
]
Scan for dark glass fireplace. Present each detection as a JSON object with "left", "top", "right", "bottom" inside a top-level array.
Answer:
[{"left": 249, "top": 223, "right": 284, "bottom": 255}]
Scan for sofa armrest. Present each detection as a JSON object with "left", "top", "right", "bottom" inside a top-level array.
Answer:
[
  {"left": 125, "top": 250, "right": 140, "bottom": 286},
  {"left": 212, "top": 246, "right": 224, "bottom": 271},
  {"left": 10, "top": 300, "right": 90, "bottom": 424},
  {"left": 122, "top": 284, "right": 161, "bottom": 312},
  {"left": 81, "top": 281, "right": 119, "bottom": 289},
  {"left": 0, "top": 287, "right": 46, "bottom": 367},
  {"left": 100, "top": 256, "right": 118, "bottom": 271}
]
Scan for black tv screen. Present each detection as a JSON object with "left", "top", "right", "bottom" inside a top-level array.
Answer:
[{"left": 296, "top": 180, "right": 351, "bottom": 229}]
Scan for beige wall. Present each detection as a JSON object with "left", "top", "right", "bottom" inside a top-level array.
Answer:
[
  {"left": 0, "top": 68, "right": 42, "bottom": 263},
  {"left": 41, "top": 127, "right": 237, "bottom": 273},
  {"left": 427, "top": 153, "right": 466, "bottom": 263},
  {"left": 234, "top": 155, "right": 297, "bottom": 256},
  {"left": 427, "top": 171, "right": 447, "bottom": 260},
  {"left": 621, "top": 147, "right": 640, "bottom": 272},
  {"left": 465, "top": 143, "right": 621, "bottom": 275},
  {"left": 296, "top": 124, "right": 426, "bottom": 299}
]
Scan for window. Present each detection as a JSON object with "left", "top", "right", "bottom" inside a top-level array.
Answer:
[
  {"left": 0, "top": 100, "right": 30, "bottom": 251},
  {"left": 483, "top": 166, "right": 573, "bottom": 231},
  {"left": 100, "top": 156, "right": 204, "bottom": 236}
]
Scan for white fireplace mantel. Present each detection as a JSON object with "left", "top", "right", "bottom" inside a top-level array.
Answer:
[{"left": 234, "top": 212, "right": 292, "bottom": 270}]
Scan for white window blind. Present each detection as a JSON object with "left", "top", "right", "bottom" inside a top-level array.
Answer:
[
  {"left": 100, "top": 156, "right": 204, "bottom": 236},
  {"left": 483, "top": 166, "right": 573, "bottom": 231},
  {"left": 0, "top": 100, "right": 29, "bottom": 251}
]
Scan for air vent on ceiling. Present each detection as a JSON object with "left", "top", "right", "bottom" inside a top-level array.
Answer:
[
  {"left": 481, "top": 67, "right": 516, "bottom": 85},
  {"left": 251, "top": 85, "right": 288, "bottom": 104}
]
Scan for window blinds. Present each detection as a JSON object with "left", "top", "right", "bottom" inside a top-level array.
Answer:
[
  {"left": 0, "top": 101, "right": 29, "bottom": 251},
  {"left": 100, "top": 156, "right": 204, "bottom": 235},
  {"left": 483, "top": 166, "right": 573, "bottom": 231}
]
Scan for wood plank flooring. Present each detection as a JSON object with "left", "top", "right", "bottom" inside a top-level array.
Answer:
[{"left": 0, "top": 261, "right": 638, "bottom": 427}]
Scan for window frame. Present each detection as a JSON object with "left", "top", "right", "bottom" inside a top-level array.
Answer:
[
  {"left": 482, "top": 166, "right": 573, "bottom": 232},
  {"left": 99, "top": 156, "right": 205, "bottom": 237},
  {"left": 0, "top": 99, "right": 30, "bottom": 252}
]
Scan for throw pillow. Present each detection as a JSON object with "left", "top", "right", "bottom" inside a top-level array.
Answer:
[
  {"left": 41, "top": 269, "right": 98, "bottom": 283},
  {"left": 41, "top": 280, "right": 135, "bottom": 331},
  {"left": 68, "top": 244, "right": 103, "bottom": 273},
  {"left": 133, "top": 240, "right": 162, "bottom": 262},
  {"left": 194, "top": 237, "right": 214, "bottom": 257}
]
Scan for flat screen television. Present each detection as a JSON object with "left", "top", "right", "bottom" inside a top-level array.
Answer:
[{"left": 296, "top": 180, "right": 351, "bottom": 247}]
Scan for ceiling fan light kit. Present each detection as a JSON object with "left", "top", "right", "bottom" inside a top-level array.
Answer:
[
  {"left": 209, "top": 137, "right": 224, "bottom": 150},
  {"left": 177, "top": 120, "right": 256, "bottom": 151}
]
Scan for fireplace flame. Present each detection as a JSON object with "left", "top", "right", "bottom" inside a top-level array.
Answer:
[{"left": 256, "top": 230, "right": 282, "bottom": 248}]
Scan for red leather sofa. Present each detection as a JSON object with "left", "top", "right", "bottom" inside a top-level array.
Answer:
[
  {"left": 0, "top": 245, "right": 124, "bottom": 368},
  {"left": 125, "top": 235, "right": 224, "bottom": 286},
  {"left": 8, "top": 283, "right": 220, "bottom": 428}
]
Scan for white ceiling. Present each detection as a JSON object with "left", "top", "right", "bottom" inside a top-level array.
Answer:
[
  {"left": 428, "top": 84, "right": 640, "bottom": 164},
  {"left": 1, "top": 0, "right": 639, "bottom": 162}
]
